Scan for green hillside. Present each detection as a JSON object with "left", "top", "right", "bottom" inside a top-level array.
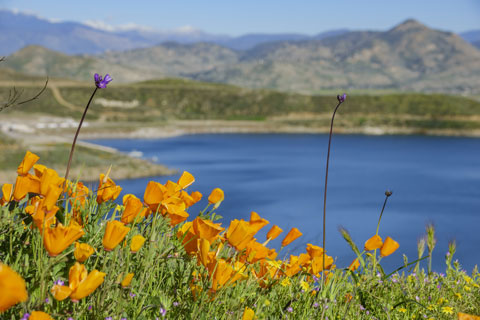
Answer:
[{"left": 2, "top": 73, "right": 480, "bottom": 136}]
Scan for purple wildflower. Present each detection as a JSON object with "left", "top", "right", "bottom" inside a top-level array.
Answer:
[
  {"left": 121, "top": 318, "right": 127, "bottom": 320},
  {"left": 68, "top": 318, "right": 74, "bottom": 320},
  {"left": 105, "top": 317, "right": 113, "bottom": 320},
  {"left": 54, "top": 279, "right": 65, "bottom": 286},
  {"left": 437, "top": 283, "right": 442, "bottom": 289},
  {"left": 337, "top": 93, "right": 347, "bottom": 103},
  {"left": 313, "top": 303, "right": 319, "bottom": 308},
  {"left": 88, "top": 305, "right": 93, "bottom": 311},
  {"left": 159, "top": 308, "right": 167, "bottom": 317},
  {"left": 287, "top": 307, "right": 293, "bottom": 313},
  {"left": 415, "top": 296, "right": 420, "bottom": 302},
  {"left": 94, "top": 73, "right": 113, "bottom": 89},
  {"left": 45, "top": 297, "right": 50, "bottom": 303},
  {"left": 360, "top": 305, "right": 365, "bottom": 311},
  {"left": 129, "top": 292, "right": 136, "bottom": 298},
  {"left": 173, "top": 302, "right": 179, "bottom": 307},
  {"left": 21, "top": 313, "right": 30, "bottom": 320}
]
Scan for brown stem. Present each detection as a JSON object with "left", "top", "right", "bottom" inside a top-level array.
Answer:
[
  {"left": 321, "top": 100, "right": 343, "bottom": 285},
  {"left": 64, "top": 87, "right": 98, "bottom": 184}
]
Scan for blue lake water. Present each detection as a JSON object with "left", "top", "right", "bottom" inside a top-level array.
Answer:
[{"left": 91, "top": 134, "right": 480, "bottom": 273}]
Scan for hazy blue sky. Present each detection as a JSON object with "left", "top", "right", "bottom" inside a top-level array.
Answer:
[{"left": 1, "top": 0, "right": 479, "bottom": 35}]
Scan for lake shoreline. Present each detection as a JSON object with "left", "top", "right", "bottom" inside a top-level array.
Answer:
[{"left": 75, "top": 120, "right": 480, "bottom": 140}]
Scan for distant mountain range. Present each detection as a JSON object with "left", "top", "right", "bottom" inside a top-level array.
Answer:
[
  {"left": 1, "top": 9, "right": 478, "bottom": 55},
  {"left": 1, "top": 9, "right": 480, "bottom": 94},
  {"left": 0, "top": 9, "right": 350, "bottom": 55}
]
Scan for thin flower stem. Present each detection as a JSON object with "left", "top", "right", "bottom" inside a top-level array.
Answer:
[
  {"left": 373, "top": 192, "right": 391, "bottom": 274},
  {"left": 322, "top": 99, "right": 344, "bottom": 286},
  {"left": 375, "top": 195, "right": 389, "bottom": 236},
  {"left": 64, "top": 87, "right": 98, "bottom": 185}
]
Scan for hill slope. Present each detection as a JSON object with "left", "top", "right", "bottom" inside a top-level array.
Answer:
[{"left": 2, "top": 20, "right": 480, "bottom": 94}]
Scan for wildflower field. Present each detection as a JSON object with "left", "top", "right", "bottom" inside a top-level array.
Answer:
[{"left": 0, "top": 74, "right": 479, "bottom": 320}]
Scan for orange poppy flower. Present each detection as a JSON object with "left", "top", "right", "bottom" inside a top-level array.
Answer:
[
  {"left": 225, "top": 219, "right": 257, "bottom": 251},
  {"left": 74, "top": 242, "right": 95, "bottom": 262},
  {"left": 28, "top": 311, "right": 54, "bottom": 320},
  {"left": 166, "top": 209, "right": 190, "bottom": 226},
  {"left": 281, "top": 228, "right": 303, "bottom": 247},
  {"left": 197, "top": 238, "right": 212, "bottom": 267},
  {"left": 458, "top": 313, "right": 480, "bottom": 320},
  {"left": 33, "top": 164, "right": 47, "bottom": 178},
  {"left": 208, "top": 188, "right": 224, "bottom": 206},
  {"left": 249, "top": 211, "right": 269, "bottom": 233},
  {"left": 192, "top": 217, "right": 224, "bottom": 243},
  {"left": 245, "top": 240, "right": 270, "bottom": 263},
  {"left": 310, "top": 254, "right": 334, "bottom": 275},
  {"left": 210, "top": 259, "right": 246, "bottom": 292},
  {"left": 180, "top": 191, "right": 195, "bottom": 207},
  {"left": 0, "top": 263, "right": 28, "bottom": 312},
  {"left": 50, "top": 284, "right": 72, "bottom": 301},
  {"left": 13, "top": 174, "right": 41, "bottom": 201},
  {"left": 38, "top": 168, "right": 63, "bottom": 196},
  {"left": 17, "top": 151, "right": 40, "bottom": 176},
  {"left": 96, "top": 173, "right": 122, "bottom": 204},
  {"left": 306, "top": 243, "right": 324, "bottom": 258},
  {"left": 72, "top": 264, "right": 106, "bottom": 301},
  {"left": 143, "top": 181, "right": 166, "bottom": 212},
  {"left": 121, "top": 194, "right": 144, "bottom": 224},
  {"left": 26, "top": 197, "right": 58, "bottom": 231},
  {"left": 266, "top": 225, "right": 283, "bottom": 241},
  {"left": 0, "top": 183, "right": 13, "bottom": 205},
  {"left": 52, "top": 263, "right": 106, "bottom": 302},
  {"left": 68, "top": 182, "right": 90, "bottom": 207},
  {"left": 348, "top": 258, "right": 360, "bottom": 271},
  {"left": 380, "top": 237, "right": 399, "bottom": 257},
  {"left": 177, "top": 171, "right": 195, "bottom": 189},
  {"left": 364, "top": 235, "right": 383, "bottom": 251},
  {"left": 130, "top": 235, "right": 146, "bottom": 253},
  {"left": 191, "top": 191, "right": 202, "bottom": 203},
  {"left": 177, "top": 222, "right": 198, "bottom": 254},
  {"left": 121, "top": 273, "right": 134, "bottom": 288},
  {"left": 103, "top": 220, "right": 130, "bottom": 251},
  {"left": 43, "top": 222, "right": 85, "bottom": 257},
  {"left": 43, "top": 184, "right": 63, "bottom": 211}
]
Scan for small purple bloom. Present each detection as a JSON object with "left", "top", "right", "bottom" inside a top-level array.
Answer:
[
  {"left": 415, "top": 296, "right": 420, "bottom": 302},
  {"left": 105, "top": 317, "right": 113, "bottom": 320},
  {"left": 160, "top": 308, "right": 167, "bottom": 317},
  {"left": 173, "top": 302, "right": 179, "bottom": 307},
  {"left": 21, "top": 313, "right": 30, "bottom": 320},
  {"left": 337, "top": 93, "right": 347, "bottom": 103},
  {"left": 45, "top": 297, "right": 50, "bottom": 303},
  {"left": 437, "top": 284, "right": 442, "bottom": 289},
  {"left": 94, "top": 73, "right": 113, "bottom": 89},
  {"left": 129, "top": 292, "right": 136, "bottom": 298},
  {"left": 121, "top": 318, "right": 127, "bottom": 320},
  {"left": 55, "top": 279, "right": 65, "bottom": 286},
  {"left": 360, "top": 305, "right": 365, "bottom": 311},
  {"left": 313, "top": 303, "right": 319, "bottom": 308},
  {"left": 287, "top": 307, "right": 293, "bottom": 313},
  {"left": 88, "top": 305, "right": 93, "bottom": 311},
  {"left": 68, "top": 318, "right": 74, "bottom": 320}
]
